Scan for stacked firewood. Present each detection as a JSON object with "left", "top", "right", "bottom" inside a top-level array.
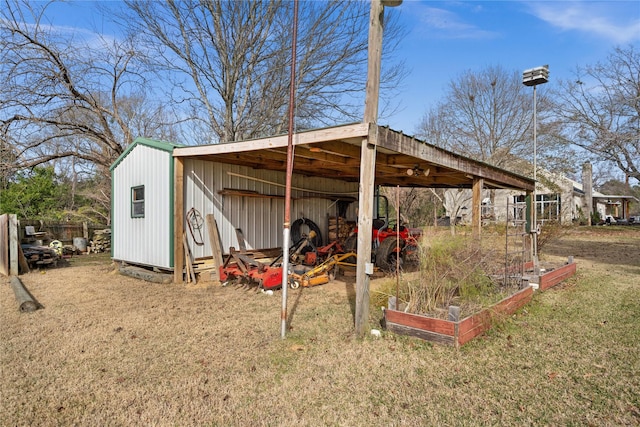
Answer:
[
  {"left": 90, "top": 229, "right": 111, "bottom": 253},
  {"left": 328, "top": 217, "right": 354, "bottom": 243}
]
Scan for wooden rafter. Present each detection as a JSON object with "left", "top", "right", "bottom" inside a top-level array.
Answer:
[{"left": 172, "top": 124, "right": 534, "bottom": 192}]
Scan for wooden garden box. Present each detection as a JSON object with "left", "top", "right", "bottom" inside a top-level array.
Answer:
[{"left": 383, "top": 260, "right": 577, "bottom": 346}]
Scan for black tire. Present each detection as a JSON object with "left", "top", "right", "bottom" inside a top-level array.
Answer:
[
  {"left": 375, "top": 237, "right": 404, "bottom": 271},
  {"left": 291, "top": 218, "right": 322, "bottom": 247}
]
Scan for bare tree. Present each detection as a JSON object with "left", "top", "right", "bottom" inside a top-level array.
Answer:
[
  {"left": 380, "top": 186, "right": 441, "bottom": 229},
  {"left": 416, "top": 65, "right": 568, "bottom": 175},
  {"left": 0, "top": 0, "right": 177, "bottom": 178},
  {"left": 553, "top": 45, "right": 640, "bottom": 183},
  {"left": 122, "top": 0, "right": 406, "bottom": 143}
]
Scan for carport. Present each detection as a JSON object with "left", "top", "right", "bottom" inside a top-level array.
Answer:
[
  {"left": 171, "top": 0, "right": 534, "bottom": 336},
  {"left": 171, "top": 122, "right": 535, "bottom": 333}
]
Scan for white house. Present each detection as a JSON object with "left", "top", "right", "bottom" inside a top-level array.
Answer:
[{"left": 449, "top": 162, "right": 637, "bottom": 226}]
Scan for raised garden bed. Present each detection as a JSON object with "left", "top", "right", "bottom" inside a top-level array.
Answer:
[
  {"left": 525, "top": 259, "right": 577, "bottom": 291},
  {"left": 383, "top": 258, "right": 576, "bottom": 347}
]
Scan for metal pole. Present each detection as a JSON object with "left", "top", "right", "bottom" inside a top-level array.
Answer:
[
  {"left": 395, "top": 185, "right": 400, "bottom": 299},
  {"left": 281, "top": 0, "right": 299, "bottom": 339},
  {"left": 532, "top": 84, "right": 538, "bottom": 261}
]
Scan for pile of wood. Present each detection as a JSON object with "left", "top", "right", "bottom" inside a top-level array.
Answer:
[
  {"left": 21, "top": 245, "right": 59, "bottom": 269},
  {"left": 89, "top": 229, "right": 111, "bottom": 253},
  {"left": 328, "top": 217, "right": 354, "bottom": 243}
]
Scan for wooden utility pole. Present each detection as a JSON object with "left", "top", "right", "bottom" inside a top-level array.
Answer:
[{"left": 355, "top": 0, "right": 400, "bottom": 337}]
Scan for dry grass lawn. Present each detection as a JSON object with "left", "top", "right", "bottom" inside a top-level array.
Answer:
[{"left": 2, "top": 227, "right": 639, "bottom": 426}]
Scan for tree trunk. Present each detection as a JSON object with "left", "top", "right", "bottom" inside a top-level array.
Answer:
[{"left": 9, "top": 276, "right": 39, "bottom": 312}]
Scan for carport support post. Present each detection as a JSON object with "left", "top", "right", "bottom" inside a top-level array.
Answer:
[
  {"left": 471, "top": 177, "right": 483, "bottom": 238},
  {"left": 356, "top": 130, "right": 377, "bottom": 337},
  {"left": 174, "top": 157, "right": 185, "bottom": 283},
  {"left": 355, "top": 0, "right": 390, "bottom": 337}
]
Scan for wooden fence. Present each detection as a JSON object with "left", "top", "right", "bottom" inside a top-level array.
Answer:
[
  {"left": 1, "top": 216, "right": 109, "bottom": 276},
  {"left": 0, "top": 214, "right": 18, "bottom": 276},
  {"left": 18, "top": 219, "right": 108, "bottom": 244}
]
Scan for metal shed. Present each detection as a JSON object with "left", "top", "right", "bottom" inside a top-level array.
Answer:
[{"left": 110, "top": 138, "right": 181, "bottom": 270}]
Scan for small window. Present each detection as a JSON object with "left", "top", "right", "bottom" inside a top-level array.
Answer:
[{"left": 132, "top": 185, "right": 145, "bottom": 218}]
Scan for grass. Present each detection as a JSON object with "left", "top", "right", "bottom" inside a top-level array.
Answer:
[{"left": 1, "top": 227, "right": 640, "bottom": 426}]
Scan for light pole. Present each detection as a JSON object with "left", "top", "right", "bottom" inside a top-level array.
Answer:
[{"left": 522, "top": 65, "right": 548, "bottom": 263}]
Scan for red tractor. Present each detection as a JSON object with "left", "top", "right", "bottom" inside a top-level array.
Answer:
[{"left": 345, "top": 195, "right": 422, "bottom": 271}]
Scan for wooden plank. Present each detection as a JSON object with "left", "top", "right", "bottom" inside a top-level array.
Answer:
[
  {"left": 183, "top": 235, "right": 190, "bottom": 284},
  {"left": 539, "top": 263, "right": 576, "bottom": 291},
  {"left": 17, "top": 244, "right": 30, "bottom": 274},
  {"left": 9, "top": 214, "right": 18, "bottom": 276},
  {"left": 458, "top": 286, "right": 533, "bottom": 345},
  {"left": 0, "top": 214, "right": 8, "bottom": 276},
  {"left": 235, "top": 228, "right": 247, "bottom": 251},
  {"left": 385, "top": 321, "right": 455, "bottom": 346},
  {"left": 205, "top": 214, "right": 223, "bottom": 281},
  {"left": 385, "top": 309, "right": 456, "bottom": 336},
  {"left": 196, "top": 247, "right": 281, "bottom": 262},
  {"left": 172, "top": 123, "right": 369, "bottom": 158},
  {"left": 218, "top": 189, "right": 286, "bottom": 199},
  {"left": 174, "top": 157, "right": 184, "bottom": 283},
  {"left": 458, "top": 311, "right": 493, "bottom": 346},
  {"left": 183, "top": 233, "right": 196, "bottom": 284}
]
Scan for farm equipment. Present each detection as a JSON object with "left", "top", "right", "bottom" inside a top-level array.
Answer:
[
  {"left": 345, "top": 195, "right": 422, "bottom": 271},
  {"left": 289, "top": 252, "right": 357, "bottom": 289},
  {"left": 219, "top": 248, "right": 284, "bottom": 290},
  {"left": 219, "top": 228, "right": 321, "bottom": 290}
]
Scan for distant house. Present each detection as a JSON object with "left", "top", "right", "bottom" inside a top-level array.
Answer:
[{"left": 448, "top": 162, "right": 638, "bottom": 226}]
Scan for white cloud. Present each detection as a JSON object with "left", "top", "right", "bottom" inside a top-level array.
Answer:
[
  {"left": 408, "top": 5, "right": 499, "bottom": 40},
  {"left": 527, "top": 1, "right": 640, "bottom": 44},
  {"left": 0, "top": 17, "right": 120, "bottom": 51}
]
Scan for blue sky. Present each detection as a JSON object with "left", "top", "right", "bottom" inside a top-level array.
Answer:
[
  {"left": 31, "top": 0, "right": 640, "bottom": 135},
  {"left": 384, "top": 0, "right": 640, "bottom": 133}
]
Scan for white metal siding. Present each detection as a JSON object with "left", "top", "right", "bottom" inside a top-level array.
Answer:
[
  {"left": 183, "top": 159, "right": 358, "bottom": 259},
  {"left": 113, "top": 144, "right": 172, "bottom": 269}
]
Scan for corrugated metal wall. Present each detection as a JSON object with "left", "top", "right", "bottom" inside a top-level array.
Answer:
[
  {"left": 112, "top": 145, "right": 173, "bottom": 269},
  {"left": 184, "top": 159, "right": 358, "bottom": 259}
]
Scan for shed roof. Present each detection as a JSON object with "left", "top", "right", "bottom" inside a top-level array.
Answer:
[
  {"left": 173, "top": 123, "right": 534, "bottom": 192},
  {"left": 110, "top": 137, "right": 183, "bottom": 172}
]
